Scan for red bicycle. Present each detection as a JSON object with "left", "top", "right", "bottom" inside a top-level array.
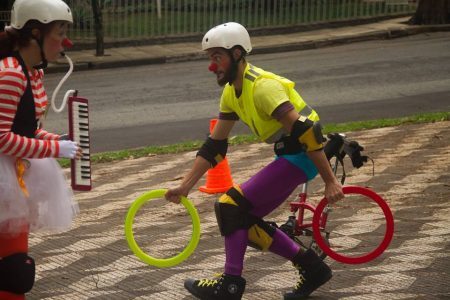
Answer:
[{"left": 272, "top": 133, "right": 394, "bottom": 264}]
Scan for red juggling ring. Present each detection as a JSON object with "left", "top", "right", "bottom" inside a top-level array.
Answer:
[{"left": 312, "top": 186, "right": 394, "bottom": 264}]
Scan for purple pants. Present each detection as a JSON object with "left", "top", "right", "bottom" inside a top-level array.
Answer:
[{"left": 224, "top": 157, "right": 308, "bottom": 276}]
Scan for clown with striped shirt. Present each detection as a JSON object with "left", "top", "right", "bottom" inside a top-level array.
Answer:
[
  {"left": 0, "top": 1, "right": 81, "bottom": 299},
  {"left": 0, "top": 57, "right": 59, "bottom": 157}
]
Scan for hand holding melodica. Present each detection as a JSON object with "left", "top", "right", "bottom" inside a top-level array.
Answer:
[{"left": 58, "top": 140, "right": 81, "bottom": 159}]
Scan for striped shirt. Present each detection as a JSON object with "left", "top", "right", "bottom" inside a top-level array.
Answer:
[{"left": 0, "top": 56, "right": 60, "bottom": 158}]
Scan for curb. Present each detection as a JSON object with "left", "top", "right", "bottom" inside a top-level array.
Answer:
[{"left": 45, "top": 25, "right": 450, "bottom": 74}]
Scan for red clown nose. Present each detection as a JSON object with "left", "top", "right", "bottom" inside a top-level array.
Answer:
[
  {"left": 208, "top": 63, "right": 218, "bottom": 72},
  {"left": 62, "top": 38, "right": 73, "bottom": 49}
]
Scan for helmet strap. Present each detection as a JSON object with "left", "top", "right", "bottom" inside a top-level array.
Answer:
[
  {"left": 227, "top": 48, "right": 244, "bottom": 86},
  {"left": 32, "top": 36, "right": 48, "bottom": 69}
]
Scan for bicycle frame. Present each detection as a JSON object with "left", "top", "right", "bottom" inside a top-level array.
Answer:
[
  {"left": 289, "top": 157, "right": 340, "bottom": 235},
  {"left": 279, "top": 134, "right": 393, "bottom": 264}
]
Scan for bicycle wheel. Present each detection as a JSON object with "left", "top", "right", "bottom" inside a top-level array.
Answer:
[{"left": 312, "top": 186, "right": 394, "bottom": 264}]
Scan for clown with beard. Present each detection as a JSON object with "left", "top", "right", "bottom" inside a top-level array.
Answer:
[{"left": 165, "top": 22, "right": 344, "bottom": 300}]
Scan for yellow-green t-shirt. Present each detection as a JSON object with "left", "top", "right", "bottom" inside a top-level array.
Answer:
[{"left": 219, "top": 63, "right": 318, "bottom": 143}]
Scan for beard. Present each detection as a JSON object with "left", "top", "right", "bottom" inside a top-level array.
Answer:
[{"left": 216, "top": 66, "right": 233, "bottom": 86}]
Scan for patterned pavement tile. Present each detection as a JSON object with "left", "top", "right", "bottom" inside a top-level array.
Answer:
[{"left": 27, "top": 122, "right": 449, "bottom": 300}]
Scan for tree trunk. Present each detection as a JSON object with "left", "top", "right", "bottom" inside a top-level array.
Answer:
[
  {"left": 91, "top": 0, "right": 104, "bottom": 56},
  {"left": 409, "top": 0, "right": 450, "bottom": 25},
  {"left": 0, "top": 1, "right": 13, "bottom": 32}
]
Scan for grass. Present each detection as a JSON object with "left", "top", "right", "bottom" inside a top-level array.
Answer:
[
  {"left": 69, "top": 2, "right": 416, "bottom": 40},
  {"left": 57, "top": 111, "right": 449, "bottom": 168}
]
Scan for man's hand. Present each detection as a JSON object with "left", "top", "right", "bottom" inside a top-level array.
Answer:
[
  {"left": 165, "top": 186, "right": 190, "bottom": 204},
  {"left": 324, "top": 180, "right": 344, "bottom": 205}
]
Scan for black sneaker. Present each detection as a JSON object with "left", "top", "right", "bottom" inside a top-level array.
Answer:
[
  {"left": 284, "top": 249, "right": 332, "bottom": 300},
  {"left": 184, "top": 273, "right": 246, "bottom": 300}
]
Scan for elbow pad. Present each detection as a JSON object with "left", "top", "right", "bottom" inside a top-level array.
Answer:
[
  {"left": 197, "top": 137, "right": 228, "bottom": 167},
  {"left": 291, "top": 116, "right": 325, "bottom": 152}
]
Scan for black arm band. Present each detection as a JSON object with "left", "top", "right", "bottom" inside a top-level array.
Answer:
[
  {"left": 197, "top": 137, "right": 228, "bottom": 167},
  {"left": 291, "top": 116, "right": 314, "bottom": 140},
  {"left": 291, "top": 116, "right": 325, "bottom": 152}
]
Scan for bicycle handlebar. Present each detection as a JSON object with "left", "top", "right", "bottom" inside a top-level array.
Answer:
[{"left": 323, "top": 133, "right": 368, "bottom": 168}]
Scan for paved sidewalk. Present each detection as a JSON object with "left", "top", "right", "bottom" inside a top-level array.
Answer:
[
  {"left": 47, "top": 17, "right": 450, "bottom": 73},
  {"left": 24, "top": 16, "right": 450, "bottom": 300},
  {"left": 27, "top": 121, "right": 450, "bottom": 299}
]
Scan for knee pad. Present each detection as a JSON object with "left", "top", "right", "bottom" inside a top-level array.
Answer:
[
  {"left": 215, "top": 187, "right": 257, "bottom": 236},
  {"left": 0, "top": 253, "right": 35, "bottom": 294},
  {"left": 248, "top": 220, "right": 277, "bottom": 251}
]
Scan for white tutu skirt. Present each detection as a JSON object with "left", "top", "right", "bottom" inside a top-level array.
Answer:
[{"left": 0, "top": 154, "right": 79, "bottom": 235}]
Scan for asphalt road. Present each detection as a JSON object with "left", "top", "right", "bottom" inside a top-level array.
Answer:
[{"left": 42, "top": 32, "right": 450, "bottom": 153}]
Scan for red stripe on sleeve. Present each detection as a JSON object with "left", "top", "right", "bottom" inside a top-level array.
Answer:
[
  {"left": 28, "top": 140, "right": 39, "bottom": 157},
  {"left": 0, "top": 89, "right": 21, "bottom": 98},
  {"left": 0, "top": 132, "right": 12, "bottom": 148},
  {"left": 0, "top": 98, "right": 19, "bottom": 106},
  {"left": 37, "top": 141, "right": 47, "bottom": 158},
  {"left": 54, "top": 140, "right": 59, "bottom": 157},
  {"left": 10, "top": 135, "right": 25, "bottom": 156},
  {"left": 3, "top": 133, "right": 18, "bottom": 154},
  {"left": 22, "top": 138, "right": 32, "bottom": 157}
]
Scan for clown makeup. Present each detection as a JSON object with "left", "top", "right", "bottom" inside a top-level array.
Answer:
[
  {"left": 207, "top": 48, "right": 232, "bottom": 87},
  {"left": 43, "top": 21, "right": 70, "bottom": 62}
]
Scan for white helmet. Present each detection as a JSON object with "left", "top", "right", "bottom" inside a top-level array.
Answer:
[
  {"left": 202, "top": 22, "right": 252, "bottom": 54},
  {"left": 10, "top": 0, "right": 73, "bottom": 30}
]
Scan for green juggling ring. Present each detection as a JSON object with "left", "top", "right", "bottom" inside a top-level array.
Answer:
[{"left": 124, "top": 189, "right": 200, "bottom": 268}]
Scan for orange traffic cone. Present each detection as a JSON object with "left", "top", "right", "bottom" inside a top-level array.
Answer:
[{"left": 199, "top": 119, "right": 234, "bottom": 194}]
